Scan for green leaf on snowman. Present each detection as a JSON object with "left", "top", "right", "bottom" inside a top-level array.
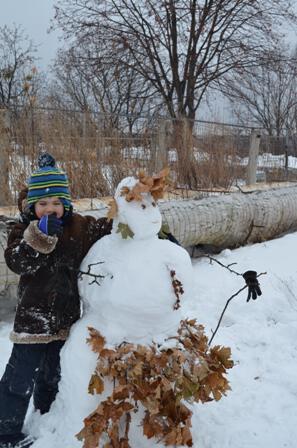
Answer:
[{"left": 116, "top": 222, "right": 134, "bottom": 239}]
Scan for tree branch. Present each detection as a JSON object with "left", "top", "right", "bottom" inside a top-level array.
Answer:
[
  {"left": 78, "top": 261, "right": 106, "bottom": 285},
  {"left": 209, "top": 271, "right": 266, "bottom": 346}
]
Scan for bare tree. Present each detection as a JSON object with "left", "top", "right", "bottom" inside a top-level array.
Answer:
[
  {"left": 220, "top": 47, "right": 297, "bottom": 137},
  {"left": 52, "top": 49, "right": 92, "bottom": 110},
  {"left": 52, "top": 0, "right": 297, "bottom": 185},
  {"left": 51, "top": 43, "right": 156, "bottom": 133},
  {"left": 53, "top": 0, "right": 297, "bottom": 123},
  {"left": 0, "top": 25, "right": 37, "bottom": 110},
  {"left": 0, "top": 25, "right": 39, "bottom": 205}
]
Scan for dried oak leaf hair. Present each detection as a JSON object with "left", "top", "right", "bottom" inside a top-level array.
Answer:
[
  {"left": 107, "top": 168, "right": 170, "bottom": 222},
  {"left": 123, "top": 167, "right": 170, "bottom": 202}
]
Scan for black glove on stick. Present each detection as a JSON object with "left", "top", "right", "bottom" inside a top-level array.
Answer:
[{"left": 243, "top": 270, "right": 262, "bottom": 302}]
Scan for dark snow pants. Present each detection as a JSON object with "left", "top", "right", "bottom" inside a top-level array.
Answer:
[{"left": 0, "top": 340, "right": 65, "bottom": 437}]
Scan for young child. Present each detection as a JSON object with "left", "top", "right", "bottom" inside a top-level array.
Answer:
[{"left": 0, "top": 153, "right": 112, "bottom": 448}]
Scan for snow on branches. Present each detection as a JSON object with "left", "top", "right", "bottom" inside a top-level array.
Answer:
[{"left": 76, "top": 320, "right": 233, "bottom": 447}]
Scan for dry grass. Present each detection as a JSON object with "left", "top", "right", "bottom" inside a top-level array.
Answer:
[
  {"left": 170, "top": 119, "right": 243, "bottom": 190},
  {"left": 0, "top": 109, "right": 283, "bottom": 205},
  {"left": 196, "top": 134, "right": 242, "bottom": 189}
]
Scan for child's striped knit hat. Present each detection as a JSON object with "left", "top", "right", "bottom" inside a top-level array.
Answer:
[{"left": 27, "top": 153, "right": 71, "bottom": 210}]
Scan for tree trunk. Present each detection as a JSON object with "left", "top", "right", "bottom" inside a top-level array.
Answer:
[
  {"left": 2, "top": 185, "right": 297, "bottom": 301},
  {"left": 160, "top": 185, "right": 297, "bottom": 248},
  {"left": 155, "top": 119, "right": 168, "bottom": 172},
  {"left": 173, "top": 117, "right": 198, "bottom": 189}
]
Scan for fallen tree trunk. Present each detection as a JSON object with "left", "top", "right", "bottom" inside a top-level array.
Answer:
[
  {"left": 0, "top": 217, "right": 18, "bottom": 320},
  {"left": 159, "top": 185, "right": 297, "bottom": 248},
  {"left": 1, "top": 186, "right": 297, "bottom": 303}
]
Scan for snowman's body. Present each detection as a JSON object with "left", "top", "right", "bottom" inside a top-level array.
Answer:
[
  {"left": 30, "top": 177, "right": 194, "bottom": 448},
  {"left": 79, "top": 233, "right": 193, "bottom": 345}
]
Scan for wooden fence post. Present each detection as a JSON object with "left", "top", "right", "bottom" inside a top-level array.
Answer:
[
  {"left": 0, "top": 109, "right": 11, "bottom": 205},
  {"left": 285, "top": 135, "right": 289, "bottom": 179},
  {"left": 155, "top": 119, "right": 168, "bottom": 171},
  {"left": 246, "top": 130, "right": 261, "bottom": 185}
]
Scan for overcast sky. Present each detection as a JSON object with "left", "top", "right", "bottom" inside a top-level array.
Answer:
[
  {"left": 0, "top": 0, "right": 297, "bottom": 69},
  {"left": 0, "top": 0, "right": 59, "bottom": 69},
  {"left": 0, "top": 0, "right": 296, "bottom": 122}
]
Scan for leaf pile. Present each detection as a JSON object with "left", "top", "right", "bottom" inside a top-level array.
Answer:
[
  {"left": 121, "top": 167, "right": 170, "bottom": 203},
  {"left": 76, "top": 320, "right": 234, "bottom": 448}
]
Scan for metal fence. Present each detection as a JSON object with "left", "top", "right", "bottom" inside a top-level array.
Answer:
[{"left": 0, "top": 107, "right": 296, "bottom": 206}]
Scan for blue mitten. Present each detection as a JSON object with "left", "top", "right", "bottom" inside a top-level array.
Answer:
[{"left": 38, "top": 214, "right": 63, "bottom": 236}]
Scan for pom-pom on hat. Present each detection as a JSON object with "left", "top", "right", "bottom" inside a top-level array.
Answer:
[{"left": 27, "top": 153, "right": 71, "bottom": 210}]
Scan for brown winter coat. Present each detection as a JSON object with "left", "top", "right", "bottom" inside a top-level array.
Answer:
[{"left": 5, "top": 207, "right": 112, "bottom": 344}]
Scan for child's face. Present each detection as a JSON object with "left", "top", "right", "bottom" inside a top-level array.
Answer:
[{"left": 35, "top": 197, "right": 64, "bottom": 219}]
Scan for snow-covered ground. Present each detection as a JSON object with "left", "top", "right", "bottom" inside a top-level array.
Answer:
[
  {"left": 237, "top": 152, "right": 297, "bottom": 170},
  {"left": 1, "top": 232, "right": 297, "bottom": 447},
  {"left": 187, "top": 235, "right": 297, "bottom": 448},
  {"left": 168, "top": 149, "right": 297, "bottom": 170}
]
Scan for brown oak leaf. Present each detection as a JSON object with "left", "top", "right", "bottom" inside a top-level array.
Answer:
[{"left": 88, "top": 374, "right": 104, "bottom": 395}]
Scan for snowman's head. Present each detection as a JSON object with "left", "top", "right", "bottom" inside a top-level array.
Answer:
[{"left": 113, "top": 176, "right": 163, "bottom": 240}]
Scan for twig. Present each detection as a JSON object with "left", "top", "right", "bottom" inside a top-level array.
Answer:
[
  {"left": 205, "top": 255, "right": 242, "bottom": 276},
  {"left": 208, "top": 272, "right": 266, "bottom": 346},
  {"left": 124, "top": 412, "right": 131, "bottom": 440},
  {"left": 208, "top": 285, "right": 247, "bottom": 346},
  {"left": 78, "top": 261, "right": 106, "bottom": 285},
  {"left": 235, "top": 184, "right": 257, "bottom": 194}
]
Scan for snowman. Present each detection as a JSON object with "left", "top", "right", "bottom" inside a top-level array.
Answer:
[
  {"left": 29, "top": 171, "right": 194, "bottom": 448},
  {"left": 78, "top": 172, "right": 194, "bottom": 346},
  {"left": 29, "top": 171, "right": 232, "bottom": 448}
]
